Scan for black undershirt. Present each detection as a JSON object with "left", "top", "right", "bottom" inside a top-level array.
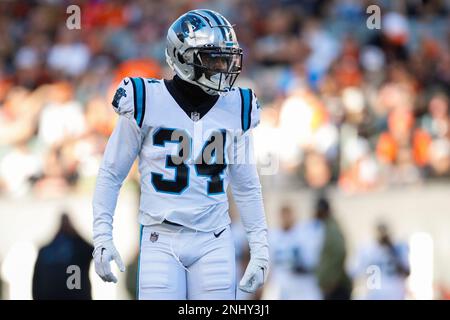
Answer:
[{"left": 164, "top": 75, "right": 219, "bottom": 120}]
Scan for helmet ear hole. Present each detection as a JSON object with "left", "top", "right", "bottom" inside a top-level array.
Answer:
[{"left": 177, "top": 52, "right": 185, "bottom": 64}]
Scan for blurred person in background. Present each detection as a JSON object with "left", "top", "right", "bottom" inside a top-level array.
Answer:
[
  {"left": 269, "top": 205, "right": 323, "bottom": 299},
  {"left": 376, "top": 105, "right": 431, "bottom": 185},
  {"left": 37, "top": 82, "right": 86, "bottom": 148},
  {"left": 420, "top": 92, "right": 450, "bottom": 178},
  {"left": 0, "top": 141, "right": 41, "bottom": 197},
  {"left": 19, "top": 82, "right": 88, "bottom": 197},
  {"left": 303, "top": 150, "right": 333, "bottom": 190},
  {"left": 350, "top": 222, "right": 410, "bottom": 300},
  {"left": 304, "top": 18, "right": 342, "bottom": 90},
  {"left": 0, "top": 85, "right": 49, "bottom": 196},
  {"left": 252, "top": 102, "right": 283, "bottom": 183},
  {"left": 35, "top": 143, "right": 80, "bottom": 196},
  {"left": 277, "top": 87, "right": 338, "bottom": 186},
  {"left": 253, "top": 7, "right": 302, "bottom": 66},
  {"left": 421, "top": 93, "right": 449, "bottom": 141},
  {"left": 314, "top": 196, "right": 352, "bottom": 300},
  {"left": 0, "top": 86, "right": 43, "bottom": 146},
  {"left": 32, "top": 213, "right": 93, "bottom": 300},
  {"left": 338, "top": 87, "right": 380, "bottom": 194},
  {"left": 46, "top": 27, "right": 91, "bottom": 78},
  {"left": 339, "top": 136, "right": 380, "bottom": 194}
]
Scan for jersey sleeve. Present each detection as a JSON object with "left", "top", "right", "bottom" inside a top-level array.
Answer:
[
  {"left": 93, "top": 76, "right": 148, "bottom": 249},
  {"left": 112, "top": 77, "right": 147, "bottom": 128},
  {"left": 229, "top": 96, "right": 269, "bottom": 265},
  {"left": 92, "top": 116, "right": 142, "bottom": 249},
  {"left": 238, "top": 88, "right": 261, "bottom": 133},
  {"left": 228, "top": 145, "right": 269, "bottom": 265}
]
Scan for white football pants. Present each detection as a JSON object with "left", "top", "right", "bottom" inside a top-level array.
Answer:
[{"left": 137, "top": 222, "right": 236, "bottom": 300}]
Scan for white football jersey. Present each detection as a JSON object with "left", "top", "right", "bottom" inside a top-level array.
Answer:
[
  {"left": 350, "top": 241, "right": 410, "bottom": 300},
  {"left": 269, "top": 220, "right": 324, "bottom": 300},
  {"left": 94, "top": 77, "right": 261, "bottom": 236}
]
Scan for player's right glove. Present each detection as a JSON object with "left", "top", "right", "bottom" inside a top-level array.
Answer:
[{"left": 93, "top": 240, "right": 125, "bottom": 283}]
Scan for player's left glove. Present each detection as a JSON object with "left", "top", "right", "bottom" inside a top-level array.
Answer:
[{"left": 239, "top": 257, "right": 269, "bottom": 293}]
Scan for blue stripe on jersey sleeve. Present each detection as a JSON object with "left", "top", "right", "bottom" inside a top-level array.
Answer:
[
  {"left": 130, "top": 77, "right": 146, "bottom": 127},
  {"left": 239, "top": 88, "right": 252, "bottom": 132}
]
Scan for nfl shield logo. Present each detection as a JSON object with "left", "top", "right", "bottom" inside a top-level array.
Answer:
[
  {"left": 190, "top": 111, "right": 200, "bottom": 122},
  {"left": 150, "top": 232, "right": 159, "bottom": 243}
]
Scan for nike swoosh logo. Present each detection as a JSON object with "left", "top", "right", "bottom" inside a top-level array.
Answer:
[
  {"left": 124, "top": 79, "right": 129, "bottom": 85},
  {"left": 213, "top": 228, "right": 226, "bottom": 238},
  {"left": 100, "top": 248, "right": 106, "bottom": 262}
]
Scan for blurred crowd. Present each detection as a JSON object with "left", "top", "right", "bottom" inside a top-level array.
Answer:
[{"left": 0, "top": 0, "right": 449, "bottom": 198}]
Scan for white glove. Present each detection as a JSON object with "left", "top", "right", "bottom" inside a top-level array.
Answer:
[
  {"left": 93, "top": 241, "right": 125, "bottom": 283},
  {"left": 239, "top": 258, "right": 268, "bottom": 293}
]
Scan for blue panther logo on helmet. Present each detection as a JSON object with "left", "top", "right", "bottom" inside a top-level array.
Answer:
[{"left": 173, "top": 14, "right": 206, "bottom": 42}]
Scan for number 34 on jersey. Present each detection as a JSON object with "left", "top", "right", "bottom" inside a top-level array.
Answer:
[{"left": 112, "top": 77, "right": 261, "bottom": 205}]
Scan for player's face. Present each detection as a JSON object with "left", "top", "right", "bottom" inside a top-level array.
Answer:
[
  {"left": 280, "top": 207, "right": 295, "bottom": 230},
  {"left": 201, "top": 53, "right": 227, "bottom": 72},
  {"left": 199, "top": 52, "right": 241, "bottom": 80}
]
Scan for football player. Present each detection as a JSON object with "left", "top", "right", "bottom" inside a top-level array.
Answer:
[
  {"left": 350, "top": 222, "right": 410, "bottom": 300},
  {"left": 92, "top": 9, "right": 269, "bottom": 300},
  {"left": 269, "top": 205, "right": 324, "bottom": 299}
]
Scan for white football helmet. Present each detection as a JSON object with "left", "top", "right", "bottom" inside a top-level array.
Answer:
[{"left": 165, "top": 9, "right": 243, "bottom": 95}]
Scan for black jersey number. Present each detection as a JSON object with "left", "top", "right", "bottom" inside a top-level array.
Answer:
[
  {"left": 150, "top": 128, "right": 190, "bottom": 194},
  {"left": 150, "top": 128, "right": 226, "bottom": 195}
]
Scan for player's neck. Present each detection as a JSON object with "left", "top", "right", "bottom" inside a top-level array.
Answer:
[{"left": 171, "top": 75, "right": 218, "bottom": 111}]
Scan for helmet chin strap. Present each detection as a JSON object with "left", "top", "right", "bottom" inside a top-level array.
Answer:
[
  {"left": 195, "top": 73, "right": 230, "bottom": 95},
  {"left": 196, "top": 82, "right": 220, "bottom": 96}
]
